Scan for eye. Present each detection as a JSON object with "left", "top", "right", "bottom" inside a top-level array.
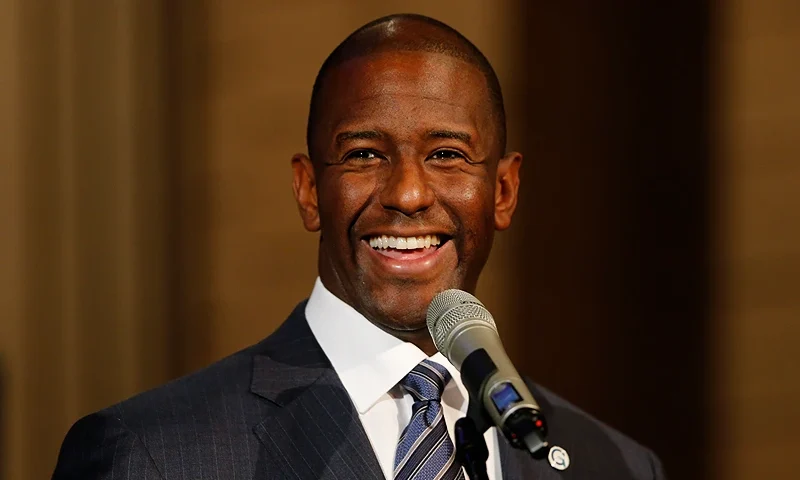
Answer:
[
  {"left": 343, "top": 149, "right": 382, "bottom": 164},
  {"left": 429, "top": 149, "right": 466, "bottom": 163}
]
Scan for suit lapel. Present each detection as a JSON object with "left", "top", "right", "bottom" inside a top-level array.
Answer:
[{"left": 250, "top": 307, "right": 383, "bottom": 480}]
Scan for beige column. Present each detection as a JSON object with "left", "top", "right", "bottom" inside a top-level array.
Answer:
[
  {"left": 0, "top": 1, "right": 172, "bottom": 478},
  {"left": 713, "top": 0, "right": 800, "bottom": 478},
  {"left": 0, "top": 0, "right": 24, "bottom": 474}
]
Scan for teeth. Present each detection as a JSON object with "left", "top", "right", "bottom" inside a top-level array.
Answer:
[{"left": 368, "top": 234, "right": 442, "bottom": 250}]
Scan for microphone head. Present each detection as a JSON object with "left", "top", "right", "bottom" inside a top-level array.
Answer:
[{"left": 426, "top": 289, "right": 497, "bottom": 355}]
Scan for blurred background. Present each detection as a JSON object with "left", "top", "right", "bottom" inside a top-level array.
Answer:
[{"left": 1, "top": 1, "right": 798, "bottom": 479}]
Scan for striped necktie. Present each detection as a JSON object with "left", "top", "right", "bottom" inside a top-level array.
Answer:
[{"left": 393, "top": 359, "right": 465, "bottom": 480}]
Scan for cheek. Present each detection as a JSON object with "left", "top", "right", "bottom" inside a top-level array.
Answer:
[
  {"left": 436, "top": 176, "right": 496, "bottom": 247},
  {"left": 318, "top": 173, "right": 376, "bottom": 238},
  {"left": 441, "top": 175, "right": 495, "bottom": 219}
]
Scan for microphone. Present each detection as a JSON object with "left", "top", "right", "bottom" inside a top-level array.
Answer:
[{"left": 427, "top": 289, "right": 549, "bottom": 457}]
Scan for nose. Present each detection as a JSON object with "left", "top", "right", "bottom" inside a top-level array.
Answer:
[{"left": 378, "top": 157, "right": 435, "bottom": 216}]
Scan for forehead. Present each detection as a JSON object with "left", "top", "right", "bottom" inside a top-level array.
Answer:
[{"left": 315, "top": 51, "right": 496, "bottom": 147}]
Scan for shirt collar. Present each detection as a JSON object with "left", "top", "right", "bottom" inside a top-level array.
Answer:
[{"left": 306, "top": 277, "right": 452, "bottom": 414}]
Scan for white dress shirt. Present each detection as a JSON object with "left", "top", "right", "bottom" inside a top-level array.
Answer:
[{"left": 305, "top": 277, "right": 502, "bottom": 480}]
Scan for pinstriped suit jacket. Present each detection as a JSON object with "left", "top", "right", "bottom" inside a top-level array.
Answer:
[{"left": 52, "top": 301, "right": 666, "bottom": 479}]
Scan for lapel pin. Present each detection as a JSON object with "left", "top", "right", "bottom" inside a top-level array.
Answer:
[{"left": 548, "top": 445, "right": 570, "bottom": 471}]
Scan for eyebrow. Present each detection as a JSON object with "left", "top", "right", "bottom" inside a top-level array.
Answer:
[
  {"left": 334, "top": 129, "right": 474, "bottom": 147},
  {"left": 427, "top": 129, "right": 472, "bottom": 146},
  {"left": 335, "top": 130, "right": 383, "bottom": 145}
]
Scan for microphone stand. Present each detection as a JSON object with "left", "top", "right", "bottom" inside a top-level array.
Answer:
[{"left": 454, "top": 400, "right": 492, "bottom": 480}]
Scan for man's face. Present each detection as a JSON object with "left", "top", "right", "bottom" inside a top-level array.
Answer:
[{"left": 293, "top": 50, "right": 521, "bottom": 337}]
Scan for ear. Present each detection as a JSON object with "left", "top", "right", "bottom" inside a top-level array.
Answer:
[
  {"left": 494, "top": 152, "right": 522, "bottom": 231},
  {"left": 291, "top": 153, "right": 321, "bottom": 232}
]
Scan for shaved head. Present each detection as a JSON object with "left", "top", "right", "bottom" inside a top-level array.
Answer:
[{"left": 306, "top": 13, "right": 507, "bottom": 159}]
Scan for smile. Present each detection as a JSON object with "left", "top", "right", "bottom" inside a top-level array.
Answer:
[
  {"left": 368, "top": 234, "right": 442, "bottom": 250},
  {"left": 361, "top": 233, "right": 454, "bottom": 275}
]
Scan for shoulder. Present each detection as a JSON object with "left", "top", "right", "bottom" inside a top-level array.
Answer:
[
  {"left": 53, "top": 343, "right": 262, "bottom": 478},
  {"left": 52, "top": 407, "right": 163, "bottom": 479},
  {"left": 112, "top": 341, "right": 263, "bottom": 429},
  {"left": 53, "top": 303, "right": 315, "bottom": 478},
  {"left": 60, "top": 334, "right": 269, "bottom": 449},
  {"left": 530, "top": 383, "right": 666, "bottom": 479},
  {"left": 92, "top": 300, "right": 313, "bottom": 435}
]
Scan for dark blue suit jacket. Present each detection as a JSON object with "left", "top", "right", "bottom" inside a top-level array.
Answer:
[{"left": 53, "top": 301, "right": 666, "bottom": 479}]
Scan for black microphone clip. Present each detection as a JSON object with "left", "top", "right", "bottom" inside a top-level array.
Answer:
[{"left": 460, "top": 348, "right": 549, "bottom": 459}]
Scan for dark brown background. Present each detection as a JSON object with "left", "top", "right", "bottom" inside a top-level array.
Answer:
[{"left": 1, "top": 1, "right": 798, "bottom": 479}]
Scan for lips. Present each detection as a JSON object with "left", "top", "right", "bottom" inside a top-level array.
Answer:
[{"left": 360, "top": 232, "right": 454, "bottom": 277}]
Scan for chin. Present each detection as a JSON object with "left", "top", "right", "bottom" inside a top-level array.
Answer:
[
  {"left": 359, "top": 280, "right": 451, "bottom": 331},
  {"left": 380, "top": 309, "right": 429, "bottom": 332},
  {"left": 371, "top": 302, "right": 428, "bottom": 330}
]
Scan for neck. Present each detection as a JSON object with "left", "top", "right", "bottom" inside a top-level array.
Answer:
[
  {"left": 316, "top": 258, "right": 441, "bottom": 357},
  {"left": 386, "top": 327, "right": 438, "bottom": 357}
]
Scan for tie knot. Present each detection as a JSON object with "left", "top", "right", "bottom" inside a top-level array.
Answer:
[{"left": 400, "top": 359, "right": 451, "bottom": 402}]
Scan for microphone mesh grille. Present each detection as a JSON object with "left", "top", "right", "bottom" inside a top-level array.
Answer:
[{"left": 426, "top": 289, "right": 497, "bottom": 352}]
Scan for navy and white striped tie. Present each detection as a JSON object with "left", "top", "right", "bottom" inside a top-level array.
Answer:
[{"left": 393, "top": 359, "right": 465, "bottom": 480}]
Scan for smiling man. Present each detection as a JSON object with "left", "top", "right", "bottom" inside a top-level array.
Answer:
[
  {"left": 53, "top": 14, "right": 665, "bottom": 480},
  {"left": 292, "top": 17, "right": 517, "bottom": 357}
]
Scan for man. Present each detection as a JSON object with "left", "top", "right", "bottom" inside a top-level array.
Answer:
[{"left": 53, "top": 14, "right": 665, "bottom": 480}]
